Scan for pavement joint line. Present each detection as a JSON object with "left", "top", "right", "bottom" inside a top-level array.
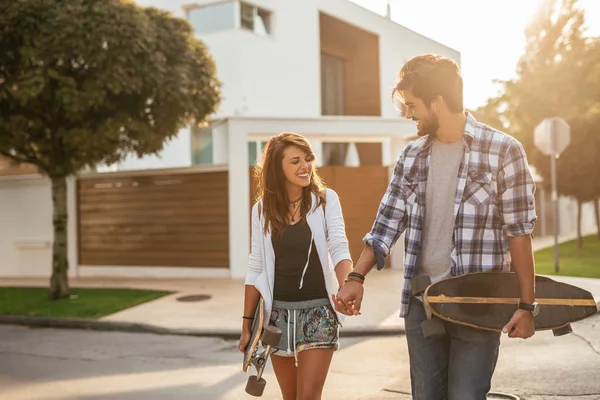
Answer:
[{"left": 571, "top": 332, "right": 600, "bottom": 356}]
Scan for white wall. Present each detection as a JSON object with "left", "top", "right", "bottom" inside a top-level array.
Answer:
[
  {"left": 111, "top": 126, "right": 192, "bottom": 171},
  {"left": 133, "top": 0, "right": 324, "bottom": 118},
  {"left": 558, "top": 196, "right": 597, "bottom": 236},
  {"left": 0, "top": 176, "right": 78, "bottom": 278}
]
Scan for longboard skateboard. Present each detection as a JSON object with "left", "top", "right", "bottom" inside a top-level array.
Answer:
[
  {"left": 410, "top": 272, "right": 598, "bottom": 338},
  {"left": 242, "top": 296, "right": 282, "bottom": 397}
]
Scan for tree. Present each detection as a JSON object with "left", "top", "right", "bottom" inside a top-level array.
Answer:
[
  {"left": 0, "top": 0, "right": 221, "bottom": 299},
  {"left": 594, "top": 198, "right": 600, "bottom": 239},
  {"left": 551, "top": 115, "right": 600, "bottom": 247},
  {"left": 587, "top": 109, "right": 600, "bottom": 240},
  {"left": 496, "top": 0, "right": 591, "bottom": 149},
  {"left": 477, "top": 0, "right": 600, "bottom": 244},
  {"left": 470, "top": 97, "right": 509, "bottom": 133}
]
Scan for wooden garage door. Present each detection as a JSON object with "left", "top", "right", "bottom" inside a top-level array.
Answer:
[
  {"left": 249, "top": 166, "right": 390, "bottom": 266},
  {"left": 78, "top": 170, "right": 228, "bottom": 268}
]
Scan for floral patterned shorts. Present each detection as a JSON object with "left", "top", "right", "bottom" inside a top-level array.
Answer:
[{"left": 268, "top": 298, "right": 339, "bottom": 360}]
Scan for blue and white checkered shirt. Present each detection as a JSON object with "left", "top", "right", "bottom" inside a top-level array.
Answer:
[{"left": 364, "top": 113, "right": 537, "bottom": 317}]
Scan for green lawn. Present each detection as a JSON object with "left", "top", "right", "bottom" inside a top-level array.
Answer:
[
  {"left": 0, "top": 287, "right": 172, "bottom": 319},
  {"left": 535, "top": 234, "right": 600, "bottom": 278}
]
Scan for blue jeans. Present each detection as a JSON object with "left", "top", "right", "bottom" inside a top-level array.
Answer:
[{"left": 405, "top": 297, "right": 501, "bottom": 400}]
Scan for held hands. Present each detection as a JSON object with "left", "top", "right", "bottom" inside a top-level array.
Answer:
[
  {"left": 332, "top": 281, "right": 364, "bottom": 316},
  {"left": 502, "top": 309, "right": 535, "bottom": 339}
]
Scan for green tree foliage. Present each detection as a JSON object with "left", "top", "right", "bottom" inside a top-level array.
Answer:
[{"left": 0, "top": 0, "right": 221, "bottom": 298}]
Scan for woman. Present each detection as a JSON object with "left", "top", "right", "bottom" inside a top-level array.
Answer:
[{"left": 238, "top": 132, "right": 353, "bottom": 400}]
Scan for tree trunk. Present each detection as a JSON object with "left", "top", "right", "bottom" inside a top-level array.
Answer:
[
  {"left": 594, "top": 198, "right": 600, "bottom": 239},
  {"left": 577, "top": 198, "right": 583, "bottom": 248},
  {"left": 50, "top": 176, "right": 69, "bottom": 299}
]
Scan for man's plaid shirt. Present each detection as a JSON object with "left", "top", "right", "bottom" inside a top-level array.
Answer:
[{"left": 364, "top": 113, "right": 537, "bottom": 317}]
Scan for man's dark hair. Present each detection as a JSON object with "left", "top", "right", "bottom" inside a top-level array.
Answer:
[{"left": 393, "top": 54, "right": 464, "bottom": 113}]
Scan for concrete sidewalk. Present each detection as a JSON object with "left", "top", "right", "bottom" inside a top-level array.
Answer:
[{"left": 1, "top": 269, "right": 599, "bottom": 338}]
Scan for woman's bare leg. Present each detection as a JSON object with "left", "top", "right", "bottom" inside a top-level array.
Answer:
[
  {"left": 296, "top": 348, "right": 335, "bottom": 400},
  {"left": 270, "top": 354, "right": 298, "bottom": 400}
]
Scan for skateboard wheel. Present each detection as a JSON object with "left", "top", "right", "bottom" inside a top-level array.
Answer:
[
  {"left": 421, "top": 317, "right": 446, "bottom": 339},
  {"left": 552, "top": 323, "right": 573, "bottom": 336},
  {"left": 245, "top": 375, "right": 266, "bottom": 397},
  {"left": 261, "top": 325, "right": 282, "bottom": 347},
  {"left": 411, "top": 275, "right": 432, "bottom": 296}
]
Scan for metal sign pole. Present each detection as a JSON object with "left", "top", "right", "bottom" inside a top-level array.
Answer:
[
  {"left": 550, "top": 120, "right": 560, "bottom": 272},
  {"left": 551, "top": 152, "right": 560, "bottom": 272},
  {"left": 534, "top": 117, "right": 571, "bottom": 274}
]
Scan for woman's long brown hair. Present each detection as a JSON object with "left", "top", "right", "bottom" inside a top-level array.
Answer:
[{"left": 253, "top": 132, "right": 327, "bottom": 238}]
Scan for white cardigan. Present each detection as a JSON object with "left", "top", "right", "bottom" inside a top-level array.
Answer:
[{"left": 244, "top": 188, "right": 352, "bottom": 327}]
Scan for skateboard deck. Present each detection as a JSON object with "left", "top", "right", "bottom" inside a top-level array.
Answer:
[
  {"left": 242, "top": 296, "right": 282, "bottom": 397},
  {"left": 419, "top": 272, "right": 597, "bottom": 334}
]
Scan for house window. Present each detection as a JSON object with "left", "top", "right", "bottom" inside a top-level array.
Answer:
[
  {"left": 321, "top": 53, "right": 345, "bottom": 115},
  {"left": 191, "top": 126, "right": 213, "bottom": 165},
  {"left": 248, "top": 142, "right": 258, "bottom": 166},
  {"left": 188, "top": 1, "right": 236, "bottom": 34},
  {"left": 240, "top": 2, "right": 271, "bottom": 36},
  {"left": 322, "top": 143, "right": 349, "bottom": 166},
  {"left": 186, "top": 1, "right": 272, "bottom": 36},
  {"left": 248, "top": 141, "right": 267, "bottom": 166}
]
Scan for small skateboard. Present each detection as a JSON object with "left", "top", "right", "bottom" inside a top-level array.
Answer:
[
  {"left": 410, "top": 272, "right": 598, "bottom": 338},
  {"left": 242, "top": 296, "right": 282, "bottom": 397}
]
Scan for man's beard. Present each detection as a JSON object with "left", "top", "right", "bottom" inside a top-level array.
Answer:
[{"left": 415, "top": 112, "right": 439, "bottom": 137}]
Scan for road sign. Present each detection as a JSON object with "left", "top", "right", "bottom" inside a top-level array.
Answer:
[
  {"left": 534, "top": 117, "right": 571, "bottom": 156},
  {"left": 533, "top": 117, "right": 571, "bottom": 273}
]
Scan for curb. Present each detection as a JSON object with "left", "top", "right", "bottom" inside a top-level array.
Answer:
[{"left": 0, "top": 315, "right": 405, "bottom": 339}]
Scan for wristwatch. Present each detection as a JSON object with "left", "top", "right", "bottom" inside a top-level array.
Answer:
[{"left": 518, "top": 301, "right": 539, "bottom": 317}]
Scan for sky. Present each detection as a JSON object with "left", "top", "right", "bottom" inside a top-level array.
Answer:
[{"left": 349, "top": 0, "right": 600, "bottom": 110}]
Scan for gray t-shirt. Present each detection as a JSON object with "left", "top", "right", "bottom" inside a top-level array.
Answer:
[{"left": 419, "top": 138, "right": 464, "bottom": 282}]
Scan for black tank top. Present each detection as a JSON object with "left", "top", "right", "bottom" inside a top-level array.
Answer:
[{"left": 271, "top": 220, "right": 328, "bottom": 302}]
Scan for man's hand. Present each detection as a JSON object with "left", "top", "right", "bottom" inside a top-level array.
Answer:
[
  {"left": 502, "top": 309, "right": 535, "bottom": 339},
  {"left": 333, "top": 281, "right": 364, "bottom": 316},
  {"left": 506, "top": 234, "right": 536, "bottom": 339}
]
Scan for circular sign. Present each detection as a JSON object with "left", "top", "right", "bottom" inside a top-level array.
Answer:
[{"left": 534, "top": 117, "right": 571, "bottom": 156}]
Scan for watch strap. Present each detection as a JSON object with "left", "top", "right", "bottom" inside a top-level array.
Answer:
[{"left": 518, "top": 301, "right": 535, "bottom": 312}]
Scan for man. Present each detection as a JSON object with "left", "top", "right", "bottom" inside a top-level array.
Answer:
[{"left": 334, "top": 54, "right": 538, "bottom": 400}]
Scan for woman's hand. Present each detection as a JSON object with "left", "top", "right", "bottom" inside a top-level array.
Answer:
[
  {"left": 333, "top": 281, "right": 364, "bottom": 316},
  {"left": 238, "top": 327, "right": 252, "bottom": 353}
]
